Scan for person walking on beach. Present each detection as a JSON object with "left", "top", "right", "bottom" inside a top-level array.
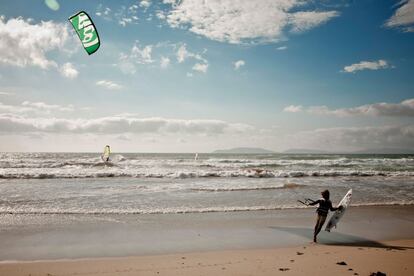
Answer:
[{"left": 309, "top": 190, "right": 342, "bottom": 243}]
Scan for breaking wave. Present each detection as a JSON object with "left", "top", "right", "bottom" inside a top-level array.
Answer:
[
  {"left": 191, "top": 183, "right": 305, "bottom": 192},
  {"left": 1, "top": 169, "right": 413, "bottom": 179},
  {"left": 1, "top": 201, "right": 413, "bottom": 215}
]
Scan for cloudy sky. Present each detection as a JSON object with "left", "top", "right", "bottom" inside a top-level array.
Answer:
[{"left": 0, "top": 0, "right": 413, "bottom": 152}]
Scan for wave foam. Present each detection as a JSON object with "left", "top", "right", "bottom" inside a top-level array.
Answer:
[
  {"left": 1, "top": 201, "right": 413, "bottom": 215},
  {"left": 1, "top": 169, "right": 413, "bottom": 179},
  {"left": 191, "top": 183, "right": 305, "bottom": 192}
]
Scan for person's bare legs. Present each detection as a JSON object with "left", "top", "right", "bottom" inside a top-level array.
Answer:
[{"left": 313, "top": 214, "right": 327, "bottom": 242}]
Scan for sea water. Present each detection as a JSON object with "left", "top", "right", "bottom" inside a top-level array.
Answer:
[{"left": 0, "top": 153, "right": 413, "bottom": 215}]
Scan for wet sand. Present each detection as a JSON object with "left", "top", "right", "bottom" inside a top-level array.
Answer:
[{"left": 0, "top": 205, "right": 413, "bottom": 275}]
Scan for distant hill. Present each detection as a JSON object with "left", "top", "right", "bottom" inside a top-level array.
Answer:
[
  {"left": 283, "top": 148, "right": 414, "bottom": 154},
  {"left": 213, "top": 147, "right": 275, "bottom": 154},
  {"left": 283, "top": 148, "right": 330, "bottom": 154}
]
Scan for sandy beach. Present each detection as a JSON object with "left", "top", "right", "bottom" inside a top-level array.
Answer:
[
  {"left": 2, "top": 0, "right": 414, "bottom": 274},
  {"left": 1, "top": 239, "right": 413, "bottom": 276},
  {"left": 1, "top": 205, "right": 414, "bottom": 275}
]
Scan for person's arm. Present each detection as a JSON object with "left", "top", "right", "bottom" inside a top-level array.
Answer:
[
  {"left": 308, "top": 199, "right": 320, "bottom": 206},
  {"left": 330, "top": 202, "right": 343, "bottom": 211}
]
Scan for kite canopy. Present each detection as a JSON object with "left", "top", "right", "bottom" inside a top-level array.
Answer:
[{"left": 69, "top": 11, "right": 100, "bottom": 55}]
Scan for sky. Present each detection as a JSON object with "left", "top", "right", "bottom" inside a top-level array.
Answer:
[{"left": 0, "top": 0, "right": 413, "bottom": 153}]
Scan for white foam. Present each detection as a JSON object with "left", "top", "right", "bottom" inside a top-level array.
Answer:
[{"left": 1, "top": 201, "right": 413, "bottom": 215}]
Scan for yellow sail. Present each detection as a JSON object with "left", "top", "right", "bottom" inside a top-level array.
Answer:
[{"left": 102, "top": 145, "right": 110, "bottom": 161}]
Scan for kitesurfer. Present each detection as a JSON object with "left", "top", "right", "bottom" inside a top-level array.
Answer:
[{"left": 309, "top": 190, "right": 343, "bottom": 243}]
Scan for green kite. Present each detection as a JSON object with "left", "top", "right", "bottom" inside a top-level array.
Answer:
[{"left": 69, "top": 11, "right": 100, "bottom": 55}]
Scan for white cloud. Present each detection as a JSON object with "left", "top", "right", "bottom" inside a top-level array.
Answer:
[
  {"left": 0, "top": 101, "right": 74, "bottom": 114},
  {"left": 95, "top": 7, "right": 111, "bottom": 18},
  {"left": 289, "top": 11, "right": 338, "bottom": 33},
  {"left": 0, "top": 102, "right": 32, "bottom": 114},
  {"left": 175, "top": 43, "right": 208, "bottom": 73},
  {"left": 117, "top": 42, "right": 208, "bottom": 75},
  {"left": 0, "top": 16, "right": 69, "bottom": 69},
  {"left": 96, "top": 80, "right": 123, "bottom": 90},
  {"left": 21, "top": 101, "right": 74, "bottom": 112},
  {"left": 310, "top": 99, "right": 414, "bottom": 117},
  {"left": 0, "top": 92, "right": 13, "bottom": 96},
  {"left": 175, "top": 44, "right": 206, "bottom": 64},
  {"left": 284, "top": 99, "right": 414, "bottom": 117},
  {"left": 0, "top": 114, "right": 254, "bottom": 135},
  {"left": 163, "top": 0, "right": 178, "bottom": 4},
  {"left": 131, "top": 43, "right": 154, "bottom": 64},
  {"left": 343, "top": 60, "right": 390, "bottom": 73},
  {"left": 156, "top": 10, "right": 166, "bottom": 20},
  {"left": 283, "top": 105, "right": 302, "bottom": 113},
  {"left": 233, "top": 60, "right": 245, "bottom": 70},
  {"left": 96, "top": 4, "right": 139, "bottom": 27},
  {"left": 118, "top": 5, "right": 139, "bottom": 27},
  {"left": 116, "top": 42, "right": 155, "bottom": 73},
  {"left": 59, "top": 62, "right": 78, "bottom": 79},
  {"left": 160, "top": 56, "right": 170, "bottom": 68},
  {"left": 164, "top": 0, "right": 339, "bottom": 44},
  {"left": 192, "top": 63, "right": 208, "bottom": 73},
  {"left": 289, "top": 125, "right": 414, "bottom": 151},
  {"left": 176, "top": 44, "right": 189, "bottom": 63},
  {"left": 116, "top": 134, "right": 131, "bottom": 141},
  {"left": 117, "top": 53, "right": 137, "bottom": 74},
  {"left": 140, "top": 0, "right": 151, "bottom": 8},
  {"left": 277, "top": 46, "right": 287, "bottom": 50},
  {"left": 385, "top": 0, "right": 414, "bottom": 32}
]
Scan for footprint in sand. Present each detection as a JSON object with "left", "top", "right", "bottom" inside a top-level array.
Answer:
[
  {"left": 296, "top": 252, "right": 304, "bottom": 255},
  {"left": 279, "top": 268, "right": 290, "bottom": 271},
  {"left": 336, "top": 261, "right": 347, "bottom": 265},
  {"left": 370, "top": 272, "right": 386, "bottom": 276}
]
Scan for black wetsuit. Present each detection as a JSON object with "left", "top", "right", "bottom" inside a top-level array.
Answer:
[
  {"left": 309, "top": 198, "right": 338, "bottom": 242},
  {"left": 311, "top": 198, "right": 335, "bottom": 216}
]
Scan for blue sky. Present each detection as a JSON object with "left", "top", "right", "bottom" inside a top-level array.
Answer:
[{"left": 0, "top": 0, "right": 413, "bottom": 152}]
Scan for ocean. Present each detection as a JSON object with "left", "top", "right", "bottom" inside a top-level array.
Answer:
[{"left": 0, "top": 153, "right": 413, "bottom": 215}]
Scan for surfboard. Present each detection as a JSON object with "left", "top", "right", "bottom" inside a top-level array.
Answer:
[{"left": 325, "top": 189, "right": 352, "bottom": 232}]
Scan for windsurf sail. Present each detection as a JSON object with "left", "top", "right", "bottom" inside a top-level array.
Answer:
[
  {"left": 69, "top": 11, "right": 100, "bottom": 55},
  {"left": 194, "top": 153, "right": 198, "bottom": 161},
  {"left": 102, "top": 145, "right": 110, "bottom": 162}
]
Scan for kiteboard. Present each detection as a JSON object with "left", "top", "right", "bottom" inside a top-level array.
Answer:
[{"left": 325, "top": 189, "right": 352, "bottom": 232}]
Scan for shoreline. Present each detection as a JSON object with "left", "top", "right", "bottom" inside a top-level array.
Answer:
[
  {"left": 1, "top": 205, "right": 414, "bottom": 261},
  {"left": 1, "top": 202, "right": 414, "bottom": 215}
]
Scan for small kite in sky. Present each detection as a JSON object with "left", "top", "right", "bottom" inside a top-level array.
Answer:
[
  {"left": 44, "top": 0, "right": 59, "bottom": 11},
  {"left": 69, "top": 11, "right": 100, "bottom": 55}
]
